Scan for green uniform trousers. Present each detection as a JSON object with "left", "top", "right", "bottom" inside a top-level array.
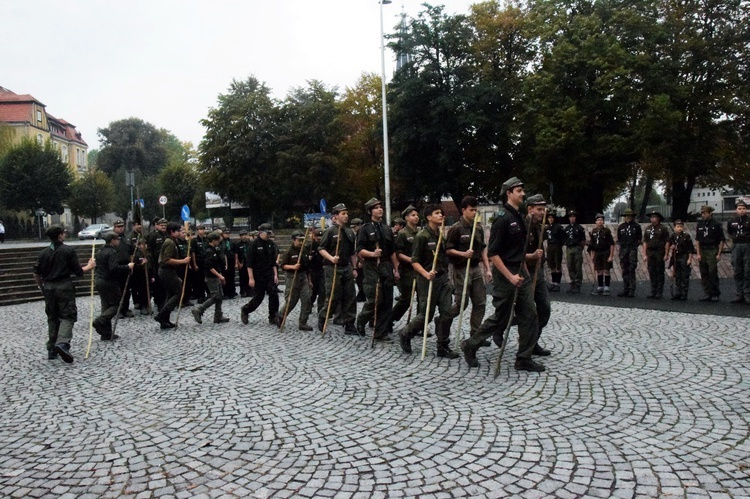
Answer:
[
  {"left": 279, "top": 271, "right": 312, "bottom": 326},
  {"left": 698, "top": 247, "right": 721, "bottom": 298},
  {"left": 43, "top": 279, "right": 77, "bottom": 352},
  {"left": 392, "top": 268, "right": 415, "bottom": 323},
  {"left": 357, "top": 261, "right": 394, "bottom": 336},
  {"left": 401, "top": 273, "right": 457, "bottom": 344},
  {"left": 566, "top": 246, "right": 583, "bottom": 290},
  {"left": 318, "top": 265, "right": 357, "bottom": 326},
  {"left": 450, "top": 265, "right": 486, "bottom": 337}
]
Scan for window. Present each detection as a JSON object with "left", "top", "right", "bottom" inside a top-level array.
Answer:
[
  {"left": 36, "top": 134, "right": 43, "bottom": 145},
  {"left": 61, "top": 145, "right": 68, "bottom": 163},
  {"left": 37, "top": 110, "right": 42, "bottom": 123}
]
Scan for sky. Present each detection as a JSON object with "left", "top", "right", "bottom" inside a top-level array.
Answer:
[{"left": 2, "top": 0, "right": 477, "bottom": 150}]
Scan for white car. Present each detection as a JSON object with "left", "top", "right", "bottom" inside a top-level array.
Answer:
[{"left": 77, "top": 223, "right": 113, "bottom": 240}]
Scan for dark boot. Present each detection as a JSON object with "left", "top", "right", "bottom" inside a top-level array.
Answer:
[
  {"left": 54, "top": 343, "right": 74, "bottom": 364},
  {"left": 437, "top": 342, "right": 459, "bottom": 359},
  {"left": 399, "top": 330, "right": 412, "bottom": 354},
  {"left": 462, "top": 340, "right": 479, "bottom": 368}
]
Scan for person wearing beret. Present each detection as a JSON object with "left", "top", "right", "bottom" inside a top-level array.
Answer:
[
  {"left": 544, "top": 212, "right": 566, "bottom": 292},
  {"left": 616, "top": 208, "right": 642, "bottom": 297},
  {"left": 668, "top": 220, "right": 695, "bottom": 300},
  {"left": 154, "top": 223, "right": 192, "bottom": 329},
  {"left": 191, "top": 231, "right": 230, "bottom": 324},
  {"left": 695, "top": 205, "right": 725, "bottom": 302},
  {"left": 642, "top": 211, "right": 671, "bottom": 299},
  {"left": 588, "top": 214, "right": 615, "bottom": 296},
  {"left": 33, "top": 225, "right": 96, "bottom": 363},
  {"left": 727, "top": 199, "right": 750, "bottom": 304},
  {"left": 146, "top": 218, "right": 168, "bottom": 312},
  {"left": 94, "top": 232, "right": 135, "bottom": 340},
  {"left": 277, "top": 230, "right": 314, "bottom": 331},
  {"left": 563, "top": 210, "right": 586, "bottom": 293},
  {"left": 240, "top": 223, "right": 281, "bottom": 326},
  {"left": 392, "top": 205, "right": 420, "bottom": 324},
  {"left": 524, "top": 194, "right": 552, "bottom": 357}
]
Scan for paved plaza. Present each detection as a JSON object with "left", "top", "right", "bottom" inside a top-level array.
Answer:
[{"left": 1, "top": 296, "right": 749, "bottom": 498}]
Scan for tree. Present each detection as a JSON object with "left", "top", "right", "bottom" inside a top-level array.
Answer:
[
  {"left": 67, "top": 169, "right": 115, "bottom": 222},
  {"left": 0, "top": 123, "right": 14, "bottom": 159},
  {"left": 0, "top": 139, "right": 72, "bottom": 214},
  {"left": 96, "top": 118, "right": 170, "bottom": 176},
  {"left": 199, "top": 76, "right": 281, "bottom": 223},
  {"left": 158, "top": 162, "right": 199, "bottom": 220}
]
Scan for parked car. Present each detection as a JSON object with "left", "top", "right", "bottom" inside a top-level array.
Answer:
[{"left": 77, "top": 224, "right": 113, "bottom": 240}]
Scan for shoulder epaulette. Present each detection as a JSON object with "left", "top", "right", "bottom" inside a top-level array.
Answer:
[{"left": 496, "top": 210, "right": 506, "bottom": 218}]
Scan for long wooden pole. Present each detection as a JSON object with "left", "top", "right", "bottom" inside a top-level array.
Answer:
[
  {"left": 174, "top": 222, "right": 192, "bottom": 328},
  {"left": 453, "top": 213, "right": 480, "bottom": 351},
  {"left": 280, "top": 226, "right": 310, "bottom": 332},
  {"left": 405, "top": 276, "right": 417, "bottom": 325},
  {"left": 370, "top": 243, "right": 381, "bottom": 348},
  {"left": 111, "top": 239, "right": 140, "bottom": 337},
  {"left": 321, "top": 223, "right": 343, "bottom": 338},
  {"left": 420, "top": 220, "right": 445, "bottom": 361},
  {"left": 84, "top": 240, "right": 97, "bottom": 360}
]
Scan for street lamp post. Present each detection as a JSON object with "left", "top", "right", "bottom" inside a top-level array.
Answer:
[{"left": 380, "top": 0, "right": 392, "bottom": 224}]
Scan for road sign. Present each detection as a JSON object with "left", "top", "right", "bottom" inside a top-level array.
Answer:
[
  {"left": 181, "top": 205, "right": 191, "bottom": 222},
  {"left": 320, "top": 199, "right": 327, "bottom": 213},
  {"left": 159, "top": 195, "right": 168, "bottom": 206},
  {"left": 139, "top": 199, "right": 145, "bottom": 208}
]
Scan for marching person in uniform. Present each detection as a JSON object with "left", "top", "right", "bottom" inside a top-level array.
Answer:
[
  {"left": 392, "top": 205, "right": 420, "bottom": 325},
  {"left": 308, "top": 227, "right": 326, "bottom": 316},
  {"left": 93, "top": 232, "right": 135, "bottom": 340},
  {"left": 112, "top": 219, "right": 135, "bottom": 318},
  {"left": 616, "top": 208, "right": 642, "bottom": 297},
  {"left": 128, "top": 219, "right": 150, "bottom": 314},
  {"left": 33, "top": 225, "right": 96, "bottom": 363},
  {"left": 221, "top": 228, "right": 238, "bottom": 299},
  {"left": 147, "top": 218, "right": 168, "bottom": 311},
  {"left": 588, "top": 214, "right": 615, "bottom": 296},
  {"left": 191, "top": 231, "right": 230, "bottom": 324},
  {"left": 727, "top": 199, "right": 750, "bottom": 304},
  {"left": 461, "top": 177, "right": 544, "bottom": 372},
  {"left": 642, "top": 211, "right": 671, "bottom": 299},
  {"left": 355, "top": 198, "right": 400, "bottom": 341},
  {"left": 154, "top": 223, "right": 191, "bottom": 329},
  {"left": 351, "top": 218, "right": 366, "bottom": 303},
  {"left": 525, "top": 194, "right": 552, "bottom": 356},
  {"left": 668, "top": 220, "right": 695, "bottom": 300},
  {"left": 236, "top": 230, "right": 251, "bottom": 297},
  {"left": 695, "top": 205, "right": 725, "bottom": 302},
  {"left": 397, "top": 204, "right": 460, "bottom": 359},
  {"left": 191, "top": 223, "right": 209, "bottom": 304},
  {"left": 277, "top": 230, "right": 314, "bottom": 331},
  {"left": 564, "top": 210, "right": 586, "bottom": 293},
  {"left": 240, "top": 223, "right": 280, "bottom": 326}
]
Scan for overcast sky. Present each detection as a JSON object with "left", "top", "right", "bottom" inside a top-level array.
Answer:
[{"left": 2, "top": 0, "right": 477, "bottom": 150}]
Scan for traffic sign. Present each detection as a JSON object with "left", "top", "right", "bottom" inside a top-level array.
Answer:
[
  {"left": 139, "top": 199, "right": 145, "bottom": 208},
  {"left": 158, "top": 195, "right": 168, "bottom": 206},
  {"left": 181, "top": 205, "right": 191, "bottom": 222}
]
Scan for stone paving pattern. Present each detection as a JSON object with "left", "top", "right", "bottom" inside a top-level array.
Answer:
[{"left": 1, "top": 296, "right": 749, "bottom": 498}]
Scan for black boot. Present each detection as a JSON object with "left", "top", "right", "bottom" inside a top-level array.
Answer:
[
  {"left": 437, "top": 342, "right": 460, "bottom": 359},
  {"left": 462, "top": 340, "right": 479, "bottom": 368}
]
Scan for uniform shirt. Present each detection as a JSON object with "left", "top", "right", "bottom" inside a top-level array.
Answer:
[
  {"left": 526, "top": 220, "right": 547, "bottom": 272},
  {"left": 33, "top": 241, "right": 84, "bottom": 282},
  {"left": 308, "top": 240, "right": 325, "bottom": 272},
  {"left": 203, "top": 245, "right": 225, "bottom": 277},
  {"left": 280, "top": 243, "right": 309, "bottom": 274},
  {"left": 95, "top": 245, "right": 126, "bottom": 282},
  {"left": 247, "top": 237, "right": 278, "bottom": 276},
  {"left": 147, "top": 230, "right": 166, "bottom": 267},
  {"left": 695, "top": 217, "right": 725, "bottom": 248},
  {"left": 589, "top": 226, "right": 614, "bottom": 253},
  {"left": 727, "top": 215, "right": 750, "bottom": 244},
  {"left": 193, "top": 235, "right": 207, "bottom": 268},
  {"left": 221, "top": 238, "right": 234, "bottom": 259},
  {"left": 319, "top": 225, "right": 356, "bottom": 267},
  {"left": 564, "top": 223, "right": 586, "bottom": 248},
  {"left": 644, "top": 224, "right": 670, "bottom": 250},
  {"left": 395, "top": 225, "right": 419, "bottom": 274},
  {"left": 617, "top": 220, "right": 642, "bottom": 248},
  {"left": 446, "top": 217, "right": 486, "bottom": 268},
  {"left": 128, "top": 230, "right": 146, "bottom": 268},
  {"left": 411, "top": 224, "right": 448, "bottom": 274},
  {"left": 487, "top": 203, "right": 528, "bottom": 268},
  {"left": 356, "top": 219, "right": 395, "bottom": 261},
  {"left": 669, "top": 233, "right": 695, "bottom": 257},
  {"left": 545, "top": 223, "right": 566, "bottom": 246},
  {"left": 159, "top": 237, "right": 179, "bottom": 266},
  {"left": 115, "top": 232, "right": 133, "bottom": 264},
  {"left": 236, "top": 240, "right": 249, "bottom": 264}
]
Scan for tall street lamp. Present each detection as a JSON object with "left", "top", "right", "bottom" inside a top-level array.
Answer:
[{"left": 380, "top": 0, "right": 392, "bottom": 224}]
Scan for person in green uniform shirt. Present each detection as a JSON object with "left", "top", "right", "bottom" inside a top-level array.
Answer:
[
  {"left": 727, "top": 199, "right": 750, "bottom": 304},
  {"left": 276, "top": 230, "right": 314, "bottom": 331},
  {"left": 154, "top": 223, "right": 191, "bottom": 329},
  {"left": 642, "top": 211, "right": 671, "bottom": 299},
  {"left": 93, "top": 232, "right": 135, "bottom": 339},
  {"left": 240, "top": 223, "right": 281, "bottom": 326},
  {"left": 147, "top": 218, "right": 168, "bottom": 311},
  {"left": 668, "top": 220, "right": 695, "bottom": 300},
  {"left": 524, "top": 194, "right": 552, "bottom": 357},
  {"left": 564, "top": 211, "right": 586, "bottom": 293},
  {"left": 588, "top": 214, "right": 615, "bottom": 296},
  {"left": 616, "top": 208, "right": 642, "bottom": 297},
  {"left": 544, "top": 212, "right": 565, "bottom": 292},
  {"left": 191, "top": 231, "right": 230, "bottom": 324},
  {"left": 33, "top": 225, "right": 96, "bottom": 363},
  {"left": 397, "top": 204, "right": 460, "bottom": 359},
  {"left": 392, "top": 205, "right": 420, "bottom": 325},
  {"left": 695, "top": 205, "right": 725, "bottom": 302}
]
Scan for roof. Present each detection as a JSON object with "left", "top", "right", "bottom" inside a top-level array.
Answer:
[{"left": 0, "top": 102, "right": 32, "bottom": 123}]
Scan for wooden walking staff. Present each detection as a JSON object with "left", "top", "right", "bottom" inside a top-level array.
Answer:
[
  {"left": 85, "top": 239, "right": 97, "bottom": 360},
  {"left": 405, "top": 277, "right": 417, "bottom": 325},
  {"left": 453, "top": 213, "right": 481, "bottom": 351},
  {"left": 530, "top": 207, "right": 548, "bottom": 293},
  {"left": 175, "top": 205, "right": 192, "bottom": 328},
  {"left": 370, "top": 243, "right": 381, "bottom": 349},
  {"left": 494, "top": 220, "right": 535, "bottom": 379},
  {"left": 421, "top": 219, "right": 445, "bottom": 361},
  {"left": 111, "top": 240, "right": 140, "bottom": 337},
  {"left": 321, "top": 223, "right": 343, "bottom": 338},
  {"left": 280, "top": 226, "right": 311, "bottom": 332}
]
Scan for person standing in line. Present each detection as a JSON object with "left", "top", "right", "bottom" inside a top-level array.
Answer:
[
  {"left": 147, "top": 218, "right": 168, "bottom": 311},
  {"left": 564, "top": 210, "right": 586, "bottom": 293},
  {"left": 33, "top": 225, "right": 96, "bottom": 363},
  {"left": 668, "top": 220, "right": 695, "bottom": 301},
  {"left": 588, "top": 214, "right": 615, "bottom": 296},
  {"left": 544, "top": 212, "right": 565, "bottom": 292},
  {"left": 642, "top": 211, "right": 671, "bottom": 299},
  {"left": 524, "top": 194, "right": 552, "bottom": 357},
  {"left": 727, "top": 199, "right": 750, "bottom": 304},
  {"left": 616, "top": 208, "right": 642, "bottom": 297},
  {"left": 308, "top": 228, "right": 326, "bottom": 316},
  {"left": 694, "top": 205, "right": 725, "bottom": 302}
]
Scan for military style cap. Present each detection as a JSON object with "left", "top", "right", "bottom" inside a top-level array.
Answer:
[
  {"left": 250, "top": 230, "right": 258, "bottom": 237},
  {"left": 595, "top": 213, "right": 605, "bottom": 220},
  {"left": 239, "top": 229, "right": 248, "bottom": 236},
  {"left": 196, "top": 223, "right": 206, "bottom": 229},
  {"left": 350, "top": 218, "right": 363, "bottom": 226},
  {"left": 736, "top": 198, "right": 748, "bottom": 207},
  {"left": 622, "top": 208, "right": 636, "bottom": 216},
  {"left": 568, "top": 210, "right": 578, "bottom": 217},
  {"left": 258, "top": 223, "right": 272, "bottom": 232},
  {"left": 207, "top": 232, "right": 222, "bottom": 242},
  {"left": 312, "top": 228, "right": 323, "bottom": 236},
  {"left": 646, "top": 211, "right": 664, "bottom": 220},
  {"left": 700, "top": 205, "right": 714, "bottom": 213},
  {"left": 401, "top": 205, "right": 418, "bottom": 218},
  {"left": 223, "top": 227, "right": 231, "bottom": 233},
  {"left": 291, "top": 230, "right": 305, "bottom": 239},
  {"left": 364, "top": 197, "right": 382, "bottom": 211},
  {"left": 392, "top": 217, "right": 405, "bottom": 227},
  {"left": 673, "top": 219, "right": 684, "bottom": 226},
  {"left": 501, "top": 176, "right": 524, "bottom": 193},
  {"left": 45, "top": 225, "right": 65, "bottom": 239},
  {"left": 526, "top": 194, "right": 547, "bottom": 206},
  {"left": 331, "top": 203, "right": 347, "bottom": 214},
  {"left": 157, "top": 218, "right": 168, "bottom": 225},
  {"left": 103, "top": 232, "right": 120, "bottom": 243},
  {"left": 113, "top": 219, "right": 125, "bottom": 226}
]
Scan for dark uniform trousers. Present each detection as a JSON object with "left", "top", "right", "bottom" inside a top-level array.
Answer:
[
  {"left": 151, "top": 264, "right": 166, "bottom": 311},
  {"left": 534, "top": 272, "right": 551, "bottom": 340},
  {"left": 94, "top": 280, "right": 121, "bottom": 334},
  {"left": 43, "top": 279, "right": 77, "bottom": 352},
  {"left": 116, "top": 272, "right": 132, "bottom": 315},
  {"left": 465, "top": 267, "right": 538, "bottom": 360},
  {"left": 546, "top": 243, "right": 562, "bottom": 272},
  {"left": 566, "top": 246, "right": 583, "bottom": 289},
  {"left": 646, "top": 249, "right": 666, "bottom": 296},
  {"left": 310, "top": 268, "right": 326, "bottom": 314},
  {"left": 241, "top": 272, "right": 279, "bottom": 321},
  {"left": 318, "top": 265, "right": 357, "bottom": 326},
  {"left": 450, "top": 265, "right": 486, "bottom": 337},
  {"left": 223, "top": 259, "right": 237, "bottom": 298},
  {"left": 673, "top": 255, "right": 691, "bottom": 298},
  {"left": 619, "top": 246, "right": 639, "bottom": 295},
  {"left": 130, "top": 265, "right": 149, "bottom": 310},
  {"left": 400, "top": 273, "right": 457, "bottom": 345},
  {"left": 279, "top": 271, "right": 312, "bottom": 326},
  {"left": 357, "top": 260, "right": 394, "bottom": 336},
  {"left": 157, "top": 267, "right": 183, "bottom": 318},
  {"left": 733, "top": 243, "right": 750, "bottom": 300},
  {"left": 392, "top": 268, "right": 415, "bottom": 323},
  {"left": 195, "top": 276, "right": 224, "bottom": 320},
  {"left": 699, "top": 247, "right": 721, "bottom": 298}
]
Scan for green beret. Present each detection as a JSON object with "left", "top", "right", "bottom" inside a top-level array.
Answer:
[
  {"left": 331, "top": 203, "right": 347, "bottom": 214},
  {"left": 401, "top": 205, "right": 418, "bottom": 218},
  {"left": 501, "top": 176, "right": 523, "bottom": 193},
  {"left": 364, "top": 197, "right": 382, "bottom": 211},
  {"left": 526, "top": 194, "right": 546, "bottom": 206}
]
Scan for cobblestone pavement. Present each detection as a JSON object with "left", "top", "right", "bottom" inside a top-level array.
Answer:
[{"left": 1, "top": 297, "right": 749, "bottom": 498}]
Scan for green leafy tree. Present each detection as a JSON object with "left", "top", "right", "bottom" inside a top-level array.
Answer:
[
  {"left": 96, "top": 118, "right": 170, "bottom": 177},
  {"left": 0, "top": 123, "right": 14, "bottom": 159},
  {"left": 0, "top": 139, "right": 72, "bottom": 214},
  {"left": 67, "top": 169, "right": 114, "bottom": 222},
  {"left": 158, "top": 163, "right": 199, "bottom": 220}
]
